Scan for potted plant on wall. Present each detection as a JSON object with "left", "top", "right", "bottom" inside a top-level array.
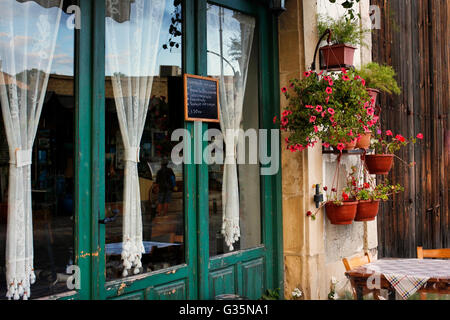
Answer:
[
  {"left": 365, "top": 129, "right": 423, "bottom": 175},
  {"left": 344, "top": 166, "right": 404, "bottom": 221},
  {"left": 317, "top": 14, "right": 370, "bottom": 69},
  {"left": 352, "top": 62, "right": 401, "bottom": 107},
  {"left": 278, "top": 70, "right": 377, "bottom": 153},
  {"left": 307, "top": 185, "right": 358, "bottom": 225}
]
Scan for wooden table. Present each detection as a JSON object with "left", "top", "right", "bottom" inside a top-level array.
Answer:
[{"left": 345, "top": 258, "right": 450, "bottom": 300}]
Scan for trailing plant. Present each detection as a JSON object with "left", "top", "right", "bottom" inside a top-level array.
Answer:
[
  {"left": 371, "top": 129, "right": 423, "bottom": 155},
  {"left": 317, "top": 14, "right": 370, "bottom": 47},
  {"left": 344, "top": 165, "right": 404, "bottom": 201},
  {"left": 278, "top": 69, "right": 377, "bottom": 153},
  {"left": 352, "top": 62, "right": 401, "bottom": 95},
  {"left": 328, "top": 0, "right": 362, "bottom": 21}
]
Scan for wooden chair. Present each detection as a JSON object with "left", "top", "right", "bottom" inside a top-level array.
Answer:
[
  {"left": 417, "top": 246, "right": 450, "bottom": 300},
  {"left": 343, "top": 252, "right": 380, "bottom": 300},
  {"left": 417, "top": 246, "right": 450, "bottom": 259}
]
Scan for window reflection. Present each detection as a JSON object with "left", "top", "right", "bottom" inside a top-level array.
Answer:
[
  {"left": 0, "top": 0, "right": 74, "bottom": 299},
  {"left": 104, "top": 0, "right": 185, "bottom": 280},
  {"left": 206, "top": 5, "right": 261, "bottom": 256}
]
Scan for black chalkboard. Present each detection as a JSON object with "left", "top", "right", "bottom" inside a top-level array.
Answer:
[{"left": 184, "top": 74, "right": 220, "bottom": 123}]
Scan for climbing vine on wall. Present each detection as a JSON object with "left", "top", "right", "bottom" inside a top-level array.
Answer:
[{"left": 328, "top": 0, "right": 361, "bottom": 21}]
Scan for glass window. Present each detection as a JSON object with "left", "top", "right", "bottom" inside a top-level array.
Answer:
[
  {"left": 206, "top": 4, "right": 261, "bottom": 256},
  {"left": 104, "top": 0, "right": 185, "bottom": 280},
  {"left": 0, "top": 0, "right": 75, "bottom": 299}
]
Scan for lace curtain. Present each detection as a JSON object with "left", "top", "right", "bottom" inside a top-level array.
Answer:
[
  {"left": 0, "top": 0, "right": 63, "bottom": 299},
  {"left": 105, "top": 0, "right": 166, "bottom": 276},
  {"left": 207, "top": 6, "right": 255, "bottom": 251}
]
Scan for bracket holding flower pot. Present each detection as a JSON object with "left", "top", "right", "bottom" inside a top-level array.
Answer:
[{"left": 314, "top": 184, "right": 324, "bottom": 208}]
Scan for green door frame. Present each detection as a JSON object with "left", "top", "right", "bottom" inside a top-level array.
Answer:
[{"left": 64, "top": 0, "right": 282, "bottom": 300}]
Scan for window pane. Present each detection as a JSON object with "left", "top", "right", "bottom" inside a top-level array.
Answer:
[
  {"left": 105, "top": 0, "right": 184, "bottom": 280},
  {"left": 206, "top": 4, "right": 261, "bottom": 256},
  {"left": 0, "top": 0, "right": 75, "bottom": 299}
]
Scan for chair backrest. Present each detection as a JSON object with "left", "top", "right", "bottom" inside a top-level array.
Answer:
[
  {"left": 342, "top": 252, "right": 372, "bottom": 272},
  {"left": 417, "top": 246, "right": 450, "bottom": 259}
]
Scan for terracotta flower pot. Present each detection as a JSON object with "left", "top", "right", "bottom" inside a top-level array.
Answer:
[
  {"left": 325, "top": 201, "right": 358, "bottom": 225},
  {"left": 355, "top": 200, "right": 380, "bottom": 222},
  {"left": 319, "top": 44, "right": 357, "bottom": 69},
  {"left": 365, "top": 154, "right": 394, "bottom": 175},
  {"left": 367, "top": 88, "right": 380, "bottom": 107},
  {"left": 344, "top": 139, "right": 357, "bottom": 150},
  {"left": 356, "top": 132, "right": 372, "bottom": 149}
]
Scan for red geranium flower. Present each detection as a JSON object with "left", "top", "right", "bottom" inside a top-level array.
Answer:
[
  {"left": 273, "top": 116, "right": 277, "bottom": 124},
  {"left": 342, "top": 192, "right": 349, "bottom": 201},
  {"left": 306, "top": 211, "right": 312, "bottom": 217},
  {"left": 386, "top": 130, "right": 393, "bottom": 136},
  {"left": 417, "top": 133, "right": 423, "bottom": 139},
  {"left": 363, "top": 182, "right": 370, "bottom": 189},
  {"left": 395, "top": 134, "right": 406, "bottom": 142}
]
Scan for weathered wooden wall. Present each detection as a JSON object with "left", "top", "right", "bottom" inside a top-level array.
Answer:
[{"left": 371, "top": 0, "right": 449, "bottom": 258}]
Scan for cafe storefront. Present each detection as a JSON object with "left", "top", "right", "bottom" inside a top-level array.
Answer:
[{"left": 0, "top": 0, "right": 283, "bottom": 300}]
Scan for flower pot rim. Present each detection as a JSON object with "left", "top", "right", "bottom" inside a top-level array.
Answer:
[
  {"left": 367, "top": 88, "right": 380, "bottom": 93},
  {"left": 366, "top": 154, "right": 394, "bottom": 157},
  {"left": 358, "top": 199, "right": 381, "bottom": 203},
  {"left": 325, "top": 201, "right": 358, "bottom": 206},
  {"left": 319, "top": 43, "right": 357, "bottom": 49}
]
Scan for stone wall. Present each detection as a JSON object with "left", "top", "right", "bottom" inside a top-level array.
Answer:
[{"left": 279, "top": 0, "right": 376, "bottom": 300}]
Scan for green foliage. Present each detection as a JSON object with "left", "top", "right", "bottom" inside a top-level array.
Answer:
[
  {"left": 317, "top": 14, "right": 370, "bottom": 47},
  {"left": 260, "top": 288, "right": 280, "bottom": 300},
  {"left": 371, "top": 130, "right": 420, "bottom": 155},
  {"left": 328, "top": 0, "right": 362, "bottom": 21},
  {"left": 353, "top": 62, "right": 401, "bottom": 95}
]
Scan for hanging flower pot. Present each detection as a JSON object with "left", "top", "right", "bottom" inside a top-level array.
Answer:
[
  {"left": 367, "top": 88, "right": 379, "bottom": 107},
  {"left": 356, "top": 132, "right": 372, "bottom": 149},
  {"left": 320, "top": 44, "right": 357, "bottom": 69},
  {"left": 364, "top": 154, "right": 394, "bottom": 175},
  {"left": 355, "top": 200, "right": 380, "bottom": 222},
  {"left": 325, "top": 201, "right": 358, "bottom": 225}
]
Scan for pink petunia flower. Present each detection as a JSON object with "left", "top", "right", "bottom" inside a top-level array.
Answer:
[
  {"left": 386, "top": 130, "right": 393, "bottom": 136},
  {"left": 326, "top": 87, "right": 333, "bottom": 94},
  {"left": 416, "top": 133, "right": 424, "bottom": 139},
  {"left": 303, "top": 71, "right": 311, "bottom": 78},
  {"left": 323, "top": 143, "right": 330, "bottom": 148},
  {"left": 328, "top": 108, "right": 335, "bottom": 115},
  {"left": 321, "top": 111, "right": 326, "bottom": 118},
  {"left": 325, "top": 96, "right": 330, "bottom": 104},
  {"left": 328, "top": 80, "right": 334, "bottom": 86},
  {"left": 314, "top": 125, "right": 319, "bottom": 133},
  {"left": 309, "top": 116, "right": 316, "bottom": 123},
  {"left": 342, "top": 75, "right": 350, "bottom": 81},
  {"left": 367, "top": 107, "right": 375, "bottom": 116},
  {"left": 273, "top": 116, "right": 277, "bottom": 124},
  {"left": 281, "top": 87, "right": 287, "bottom": 93},
  {"left": 337, "top": 143, "right": 345, "bottom": 151},
  {"left": 315, "top": 105, "right": 323, "bottom": 113}
]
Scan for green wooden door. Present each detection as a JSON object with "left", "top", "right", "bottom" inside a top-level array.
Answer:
[{"left": 77, "top": 0, "right": 281, "bottom": 300}]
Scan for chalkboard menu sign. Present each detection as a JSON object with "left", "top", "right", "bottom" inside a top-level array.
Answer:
[{"left": 184, "top": 74, "right": 220, "bottom": 123}]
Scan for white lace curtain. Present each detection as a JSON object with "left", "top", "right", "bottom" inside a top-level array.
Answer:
[
  {"left": 105, "top": 0, "right": 165, "bottom": 276},
  {"left": 207, "top": 6, "right": 255, "bottom": 251},
  {"left": 0, "top": 0, "right": 63, "bottom": 299}
]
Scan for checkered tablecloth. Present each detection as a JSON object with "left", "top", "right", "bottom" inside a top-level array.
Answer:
[{"left": 365, "top": 259, "right": 450, "bottom": 300}]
